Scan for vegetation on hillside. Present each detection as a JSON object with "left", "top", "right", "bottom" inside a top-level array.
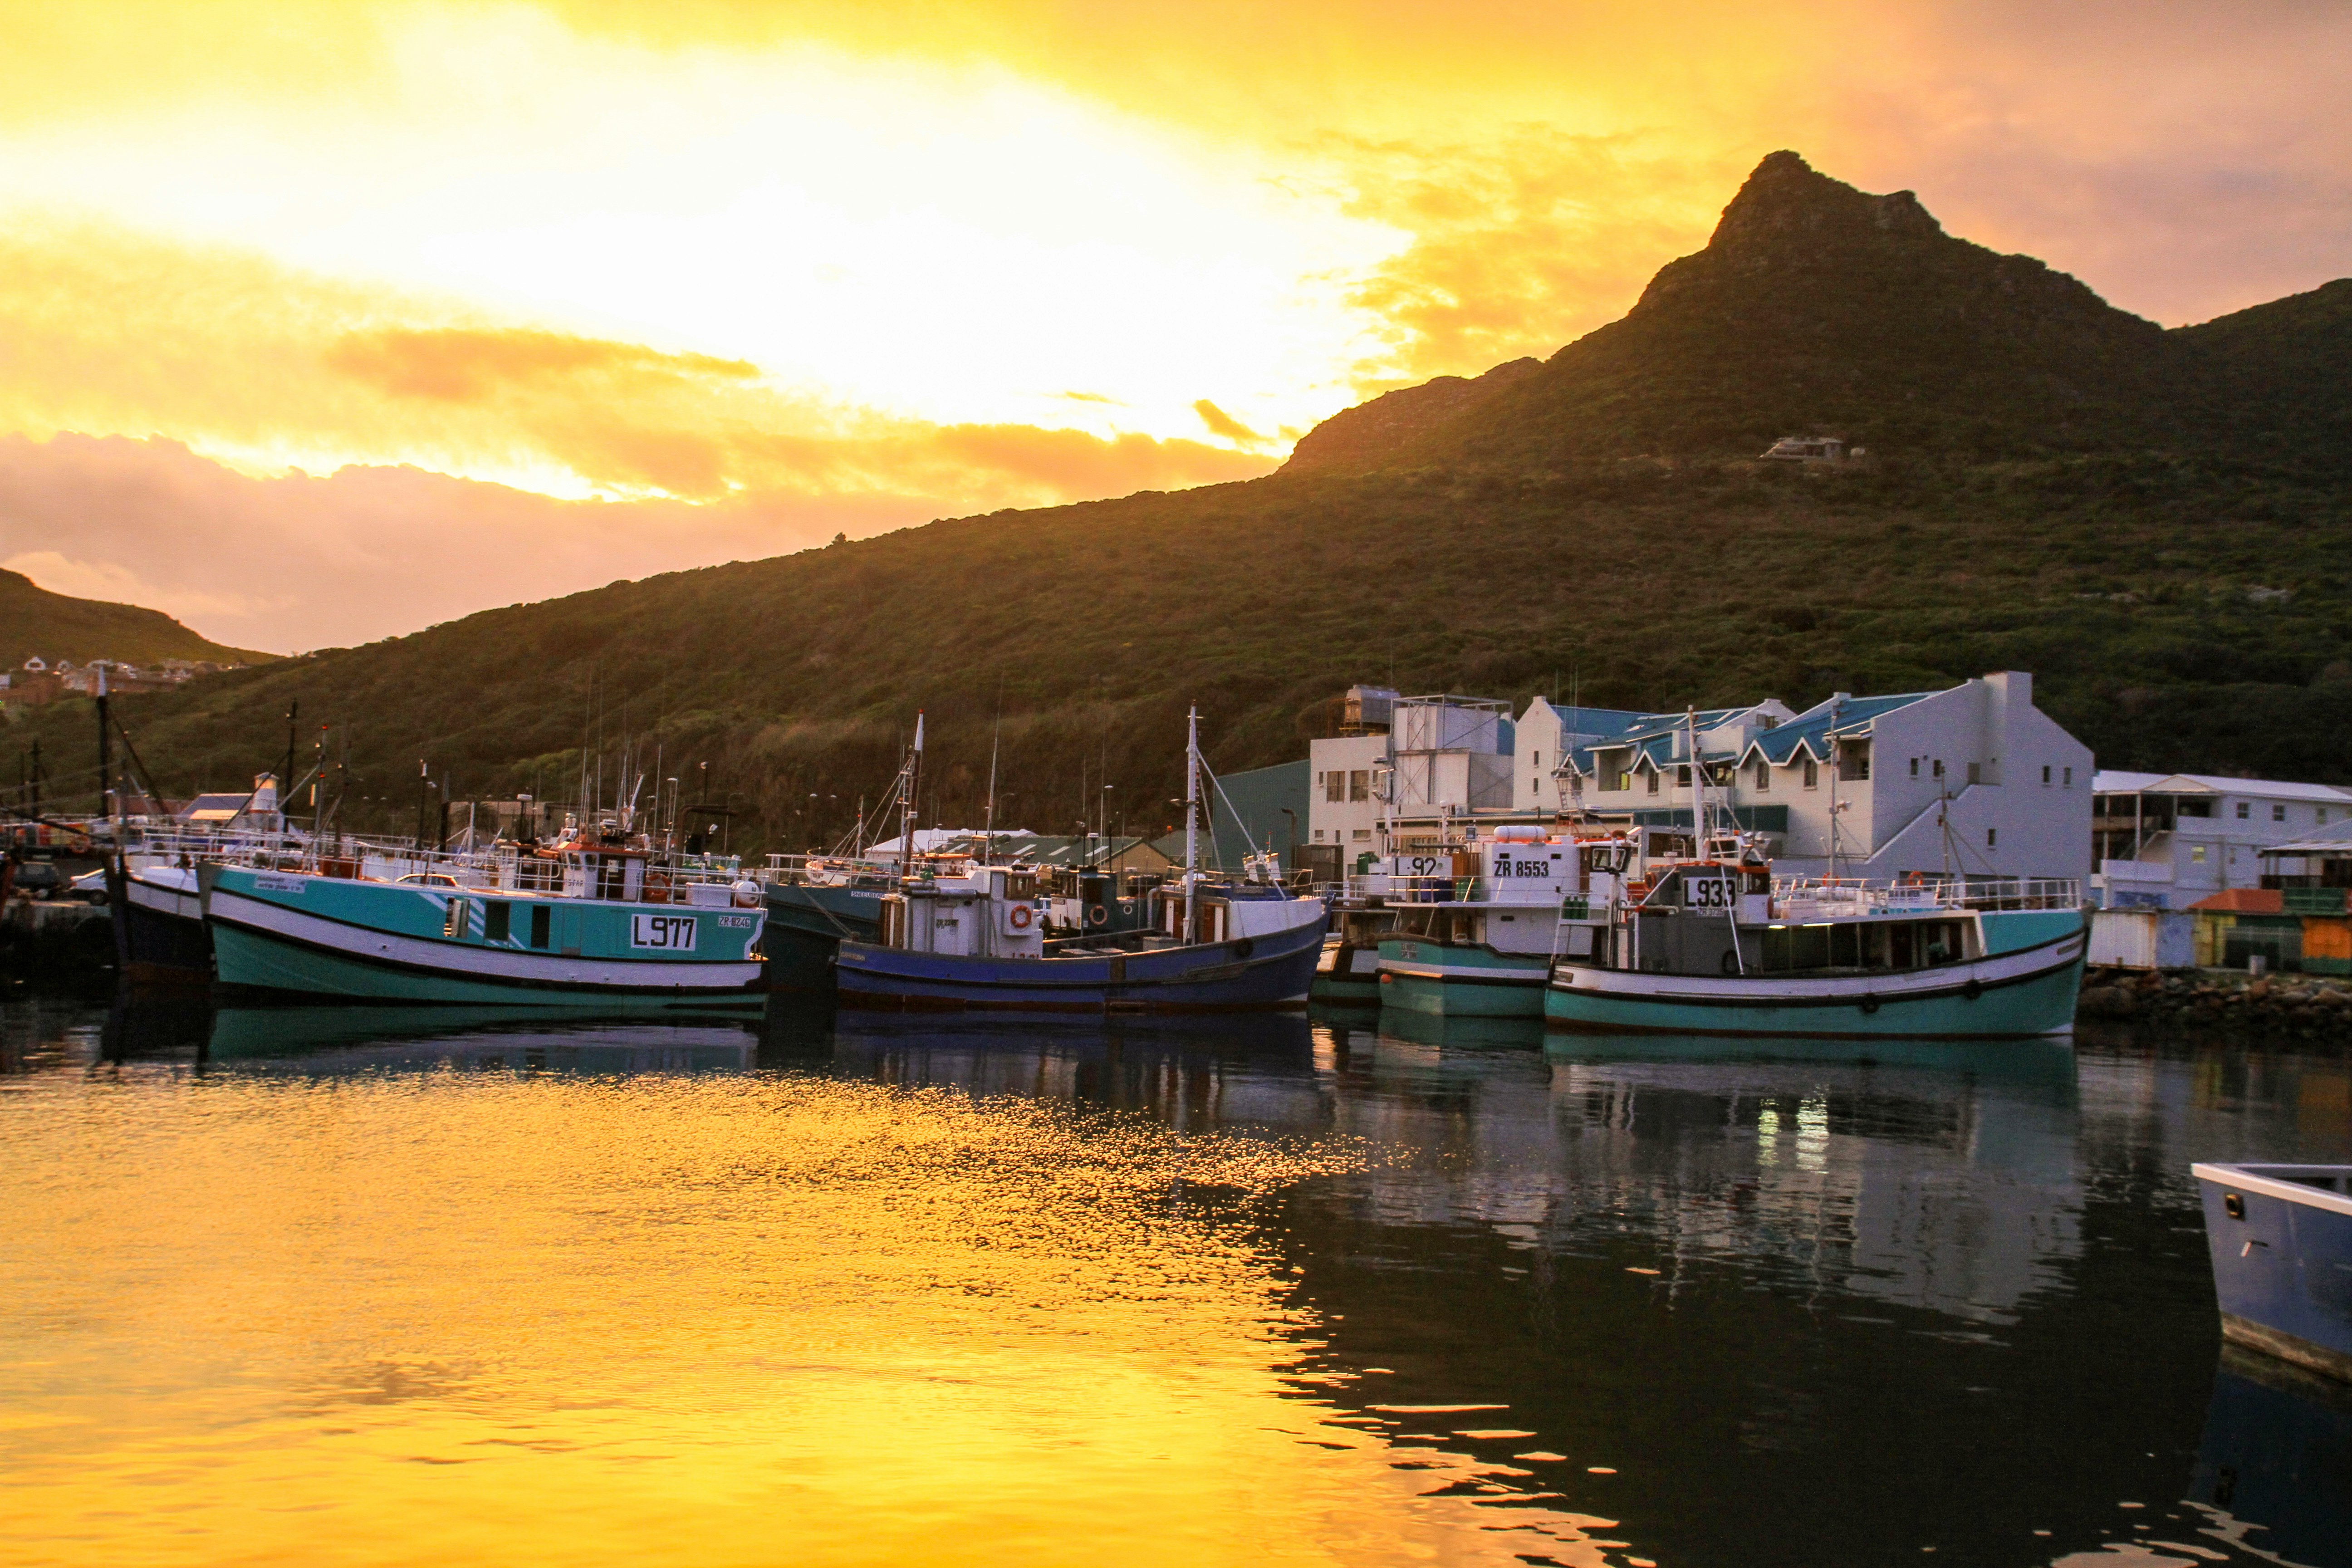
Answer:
[{"left": 0, "top": 569, "right": 270, "bottom": 669}]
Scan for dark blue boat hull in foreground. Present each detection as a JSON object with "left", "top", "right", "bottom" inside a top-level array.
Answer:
[
  {"left": 762, "top": 882, "right": 884, "bottom": 994},
  {"left": 835, "top": 916, "right": 1323, "bottom": 1013},
  {"left": 2195, "top": 1163, "right": 2352, "bottom": 1383}
]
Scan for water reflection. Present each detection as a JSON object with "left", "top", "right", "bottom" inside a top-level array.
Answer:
[{"left": 2, "top": 994, "right": 2347, "bottom": 1568}]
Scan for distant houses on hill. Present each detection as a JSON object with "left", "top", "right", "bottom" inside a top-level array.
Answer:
[{"left": 1, "top": 656, "right": 238, "bottom": 713}]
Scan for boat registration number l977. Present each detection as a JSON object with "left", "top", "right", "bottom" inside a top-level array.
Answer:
[{"left": 630, "top": 914, "right": 697, "bottom": 950}]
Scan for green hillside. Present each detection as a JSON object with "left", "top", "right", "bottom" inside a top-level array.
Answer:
[
  {"left": 14, "top": 153, "right": 2350, "bottom": 852},
  {"left": 0, "top": 568, "right": 269, "bottom": 670}
]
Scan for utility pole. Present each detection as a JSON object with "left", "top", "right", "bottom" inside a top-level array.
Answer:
[{"left": 95, "top": 666, "right": 112, "bottom": 828}]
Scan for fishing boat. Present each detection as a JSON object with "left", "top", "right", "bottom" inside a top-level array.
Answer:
[
  {"left": 1374, "top": 827, "right": 1598, "bottom": 1017},
  {"left": 1545, "top": 861, "right": 2088, "bottom": 1039},
  {"left": 201, "top": 833, "right": 767, "bottom": 1007},
  {"left": 109, "top": 858, "right": 211, "bottom": 984},
  {"left": 763, "top": 861, "right": 895, "bottom": 992},
  {"left": 832, "top": 708, "right": 1325, "bottom": 1012},
  {"left": 2194, "top": 1162, "right": 2352, "bottom": 1383},
  {"left": 1312, "top": 901, "right": 1393, "bottom": 1004}
]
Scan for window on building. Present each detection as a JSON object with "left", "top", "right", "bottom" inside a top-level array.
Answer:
[
  {"left": 2043, "top": 765, "right": 2052, "bottom": 785},
  {"left": 1967, "top": 762, "right": 1981, "bottom": 784},
  {"left": 1932, "top": 759, "right": 1944, "bottom": 778},
  {"left": 1753, "top": 760, "right": 1770, "bottom": 791},
  {"left": 1325, "top": 771, "right": 1344, "bottom": 803},
  {"left": 1911, "top": 757, "right": 1920, "bottom": 778},
  {"left": 1987, "top": 828, "right": 1998, "bottom": 848},
  {"left": 1646, "top": 769, "right": 1661, "bottom": 796},
  {"left": 1532, "top": 752, "right": 1540, "bottom": 769},
  {"left": 1676, "top": 765, "right": 1691, "bottom": 788},
  {"left": 2236, "top": 801, "right": 2250, "bottom": 819},
  {"left": 2191, "top": 845, "right": 2208, "bottom": 863},
  {"left": 1351, "top": 828, "right": 1371, "bottom": 840},
  {"left": 1349, "top": 770, "right": 1369, "bottom": 802},
  {"left": 2063, "top": 767, "right": 2073, "bottom": 788},
  {"left": 2273, "top": 804, "right": 2287, "bottom": 822},
  {"left": 2321, "top": 809, "right": 2331, "bottom": 826},
  {"left": 1841, "top": 743, "right": 1872, "bottom": 781},
  {"left": 1803, "top": 758, "right": 1818, "bottom": 789},
  {"left": 1312, "top": 829, "right": 1324, "bottom": 841}
]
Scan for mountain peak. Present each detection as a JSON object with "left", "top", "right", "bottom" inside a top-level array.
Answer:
[{"left": 1706, "top": 150, "right": 1944, "bottom": 255}]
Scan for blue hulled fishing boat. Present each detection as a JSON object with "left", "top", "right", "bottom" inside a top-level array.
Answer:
[
  {"left": 2195, "top": 1163, "right": 2352, "bottom": 1383},
  {"left": 833, "top": 708, "right": 1325, "bottom": 1013}
]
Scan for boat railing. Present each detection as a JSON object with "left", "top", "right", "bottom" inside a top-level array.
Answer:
[
  {"left": 1382, "top": 873, "right": 1462, "bottom": 904},
  {"left": 1769, "top": 875, "right": 2082, "bottom": 918}
]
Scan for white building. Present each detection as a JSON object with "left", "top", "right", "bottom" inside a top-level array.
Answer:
[
  {"left": 2092, "top": 772, "right": 2352, "bottom": 909},
  {"left": 1308, "top": 672, "right": 2095, "bottom": 884},
  {"left": 1569, "top": 672, "right": 2093, "bottom": 882}
]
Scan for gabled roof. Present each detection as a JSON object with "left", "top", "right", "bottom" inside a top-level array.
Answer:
[
  {"left": 2092, "top": 771, "right": 2352, "bottom": 804},
  {"left": 1736, "top": 691, "right": 1934, "bottom": 766}
]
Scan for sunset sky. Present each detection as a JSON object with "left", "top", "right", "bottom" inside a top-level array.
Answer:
[{"left": 5, "top": 0, "right": 2347, "bottom": 651}]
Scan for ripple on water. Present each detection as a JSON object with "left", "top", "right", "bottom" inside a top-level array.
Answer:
[{"left": 0, "top": 1054, "right": 1616, "bottom": 1567}]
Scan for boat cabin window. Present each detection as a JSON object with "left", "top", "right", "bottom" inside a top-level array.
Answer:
[
  {"left": 483, "top": 900, "right": 511, "bottom": 942},
  {"left": 530, "top": 905, "right": 551, "bottom": 949},
  {"left": 1760, "top": 918, "right": 1969, "bottom": 972}
]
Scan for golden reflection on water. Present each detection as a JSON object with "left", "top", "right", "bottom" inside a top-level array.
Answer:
[{"left": 2, "top": 1064, "right": 1611, "bottom": 1566}]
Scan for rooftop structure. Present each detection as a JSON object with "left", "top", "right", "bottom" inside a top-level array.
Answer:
[{"left": 2094, "top": 771, "right": 2352, "bottom": 909}]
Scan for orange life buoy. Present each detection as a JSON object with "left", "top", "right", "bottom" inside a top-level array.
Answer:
[
  {"left": 1087, "top": 903, "right": 1110, "bottom": 926},
  {"left": 1009, "top": 903, "right": 1034, "bottom": 930}
]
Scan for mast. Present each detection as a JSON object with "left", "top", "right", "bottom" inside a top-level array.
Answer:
[
  {"left": 1184, "top": 703, "right": 1200, "bottom": 942},
  {"left": 1684, "top": 706, "right": 1703, "bottom": 858},
  {"left": 1825, "top": 700, "right": 1842, "bottom": 881},
  {"left": 983, "top": 710, "right": 1001, "bottom": 867},
  {"left": 95, "top": 665, "right": 113, "bottom": 836},
  {"left": 899, "top": 710, "right": 924, "bottom": 881}
]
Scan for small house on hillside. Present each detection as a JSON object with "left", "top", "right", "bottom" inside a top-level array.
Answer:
[{"left": 1759, "top": 435, "right": 1850, "bottom": 463}]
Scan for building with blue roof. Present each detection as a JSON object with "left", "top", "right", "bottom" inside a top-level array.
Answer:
[{"left": 1305, "top": 672, "right": 2094, "bottom": 883}]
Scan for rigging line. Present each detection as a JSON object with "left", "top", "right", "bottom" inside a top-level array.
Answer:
[
  {"left": 1196, "top": 756, "right": 1259, "bottom": 870},
  {"left": 108, "top": 712, "right": 171, "bottom": 816}
]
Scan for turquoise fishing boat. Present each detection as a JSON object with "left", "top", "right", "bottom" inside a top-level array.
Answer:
[
  {"left": 201, "top": 848, "right": 766, "bottom": 1007},
  {"left": 1373, "top": 829, "right": 1604, "bottom": 1018},
  {"left": 1545, "top": 863, "right": 2087, "bottom": 1040}
]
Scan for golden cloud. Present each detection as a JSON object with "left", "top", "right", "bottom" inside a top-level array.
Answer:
[
  {"left": 1328, "top": 130, "right": 1750, "bottom": 387},
  {"left": 1191, "top": 399, "right": 1267, "bottom": 446},
  {"left": 0, "top": 217, "right": 1272, "bottom": 508}
]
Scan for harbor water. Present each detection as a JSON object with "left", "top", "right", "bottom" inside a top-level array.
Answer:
[{"left": 3, "top": 1000, "right": 2347, "bottom": 1568}]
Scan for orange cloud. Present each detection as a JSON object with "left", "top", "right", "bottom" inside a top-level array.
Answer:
[
  {"left": 325, "top": 328, "right": 761, "bottom": 404},
  {"left": 1191, "top": 399, "right": 1266, "bottom": 446},
  {"left": 0, "top": 218, "right": 1272, "bottom": 508},
  {"left": 0, "top": 434, "right": 925, "bottom": 652},
  {"left": 1328, "top": 130, "right": 1749, "bottom": 387}
]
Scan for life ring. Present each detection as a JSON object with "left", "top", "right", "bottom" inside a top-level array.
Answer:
[
  {"left": 1720, "top": 950, "right": 1742, "bottom": 975},
  {"left": 1009, "top": 903, "right": 1034, "bottom": 930},
  {"left": 1086, "top": 904, "right": 1110, "bottom": 927},
  {"left": 1961, "top": 978, "right": 1983, "bottom": 1001}
]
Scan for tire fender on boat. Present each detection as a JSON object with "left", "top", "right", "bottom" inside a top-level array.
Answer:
[
  {"left": 1961, "top": 977, "right": 1984, "bottom": 1000},
  {"left": 1859, "top": 993, "right": 1881, "bottom": 1014}
]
